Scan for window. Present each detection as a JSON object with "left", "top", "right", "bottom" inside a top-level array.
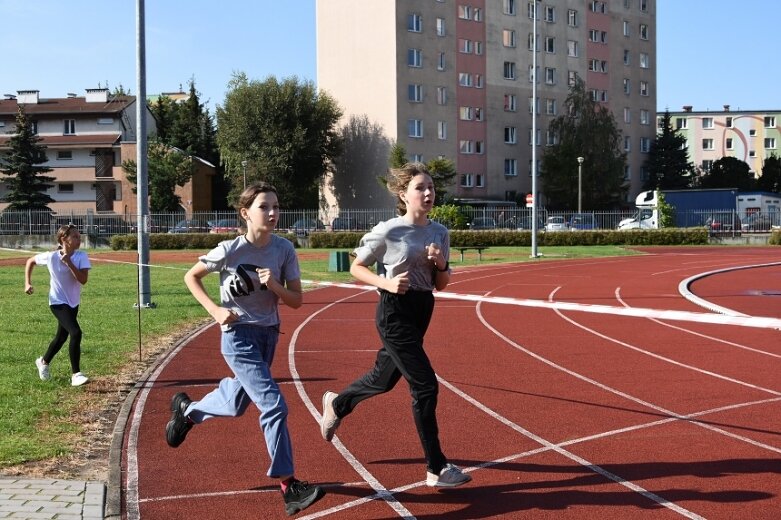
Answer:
[
  {"left": 639, "top": 24, "right": 648, "bottom": 40},
  {"left": 459, "top": 72, "right": 474, "bottom": 87},
  {"left": 545, "top": 67, "right": 556, "bottom": 84},
  {"left": 676, "top": 118, "right": 688, "bottom": 129},
  {"left": 567, "top": 9, "right": 578, "bottom": 27},
  {"left": 58, "top": 183, "right": 74, "bottom": 193},
  {"left": 702, "top": 138, "right": 714, "bottom": 150},
  {"left": 527, "top": 33, "right": 538, "bottom": 50},
  {"left": 459, "top": 38, "right": 473, "bottom": 53},
  {"left": 97, "top": 117, "right": 113, "bottom": 125},
  {"left": 546, "top": 98, "right": 557, "bottom": 115},
  {"left": 504, "top": 61, "right": 517, "bottom": 80},
  {"left": 504, "top": 94, "right": 517, "bottom": 112},
  {"left": 749, "top": 150, "right": 756, "bottom": 157},
  {"left": 701, "top": 160, "right": 713, "bottom": 172},
  {"left": 701, "top": 117, "right": 713, "bottom": 129},
  {"left": 726, "top": 138, "right": 734, "bottom": 150},
  {"left": 408, "top": 84, "right": 423, "bottom": 102},
  {"left": 474, "top": 41, "right": 483, "bottom": 55},
  {"left": 623, "top": 20, "right": 630, "bottom": 36},
  {"left": 503, "top": 29, "right": 516, "bottom": 47},
  {"left": 504, "top": 0, "right": 516, "bottom": 15},
  {"left": 475, "top": 74, "right": 484, "bottom": 88},
  {"left": 623, "top": 78, "right": 631, "bottom": 94},
  {"left": 504, "top": 158, "right": 518, "bottom": 176},
  {"left": 528, "top": 96, "right": 540, "bottom": 114},
  {"left": 436, "top": 86, "right": 447, "bottom": 105},
  {"left": 765, "top": 116, "right": 776, "bottom": 127},
  {"left": 408, "top": 119, "right": 423, "bottom": 138},
  {"left": 459, "top": 106, "right": 473, "bottom": 120},
  {"left": 624, "top": 136, "right": 631, "bottom": 152},
  {"left": 545, "top": 36, "right": 555, "bottom": 53},
  {"left": 725, "top": 116, "right": 733, "bottom": 128},
  {"left": 545, "top": 130, "right": 557, "bottom": 146},
  {"left": 528, "top": 128, "right": 541, "bottom": 145},
  {"left": 437, "top": 121, "right": 447, "bottom": 140},
  {"left": 765, "top": 138, "right": 776, "bottom": 149},
  {"left": 567, "top": 40, "right": 578, "bottom": 57},
  {"left": 640, "top": 0, "right": 648, "bottom": 12},
  {"left": 639, "top": 53, "right": 649, "bottom": 68},
  {"left": 408, "top": 13, "right": 422, "bottom": 32},
  {"left": 623, "top": 49, "right": 630, "bottom": 65},
  {"left": 589, "top": 60, "right": 607, "bottom": 73},
  {"left": 568, "top": 70, "right": 578, "bottom": 86},
  {"left": 57, "top": 150, "right": 73, "bottom": 160},
  {"left": 475, "top": 174, "right": 484, "bottom": 188},
  {"left": 750, "top": 129, "right": 757, "bottom": 136},
  {"left": 639, "top": 81, "right": 649, "bottom": 96},
  {"left": 640, "top": 110, "right": 650, "bottom": 125},
  {"left": 589, "top": 30, "right": 607, "bottom": 43},
  {"left": 545, "top": 6, "right": 555, "bottom": 22},
  {"left": 474, "top": 107, "right": 484, "bottom": 121},
  {"left": 624, "top": 107, "right": 631, "bottom": 123},
  {"left": 590, "top": 1, "right": 607, "bottom": 13},
  {"left": 63, "top": 119, "right": 76, "bottom": 135},
  {"left": 505, "top": 126, "right": 517, "bottom": 144},
  {"left": 528, "top": 1, "right": 537, "bottom": 18},
  {"left": 640, "top": 137, "right": 651, "bottom": 152},
  {"left": 624, "top": 165, "right": 631, "bottom": 181},
  {"left": 460, "top": 174, "right": 474, "bottom": 188},
  {"left": 408, "top": 49, "right": 422, "bottom": 67},
  {"left": 436, "top": 18, "right": 445, "bottom": 36},
  {"left": 412, "top": 154, "right": 423, "bottom": 162},
  {"left": 459, "top": 140, "right": 474, "bottom": 154},
  {"left": 475, "top": 141, "right": 484, "bottom": 154},
  {"left": 458, "top": 5, "right": 472, "bottom": 19},
  {"left": 437, "top": 52, "right": 446, "bottom": 71}
]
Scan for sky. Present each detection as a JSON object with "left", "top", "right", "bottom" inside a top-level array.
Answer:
[{"left": 1, "top": 1, "right": 779, "bottom": 114}]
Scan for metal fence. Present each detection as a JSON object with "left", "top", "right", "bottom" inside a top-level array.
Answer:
[{"left": 0, "top": 207, "right": 778, "bottom": 238}]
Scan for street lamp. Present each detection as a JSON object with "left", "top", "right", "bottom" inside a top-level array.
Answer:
[
  {"left": 577, "top": 156, "right": 584, "bottom": 214},
  {"left": 241, "top": 160, "right": 247, "bottom": 189}
]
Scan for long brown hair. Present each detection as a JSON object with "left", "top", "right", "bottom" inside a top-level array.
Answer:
[
  {"left": 236, "top": 182, "right": 278, "bottom": 224},
  {"left": 386, "top": 162, "right": 431, "bottom": 216}
]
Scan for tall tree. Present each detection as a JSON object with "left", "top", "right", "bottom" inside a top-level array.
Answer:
[
  {"left": 389, "top": 142, "right": 407, "bottom": 169},
  {"left": 756, "top": 154, "right": 781, "bottom": 193},
  {"left": 170, "top": 79, "right": 219, "bottom": 165},
  {"left": 216, "top": 73, "right": 343, "bottom": 208},
  {"left": 149, "top": 95, "right": 180, "bottom": 144},
  {"left": 699, "top": 156, "right": 755, "bottom": 190},
  {"left": 121, "top": 142, "right": 193, "bottom": 212},
  {"left": 0, "top": 107, "right": 55, "bottom": 210},
  {"left": 541, "top": 78, "right": 626, "bottom": 210},
  {"left": 643, "top": 110, "right": 694, "bottom": 190}
]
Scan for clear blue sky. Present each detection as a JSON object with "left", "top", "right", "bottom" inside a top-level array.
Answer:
[{"left": 1, "top": 0, "right": 779, "bottom": 113}]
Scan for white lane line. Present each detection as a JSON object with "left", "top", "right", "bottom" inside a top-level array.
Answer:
[
  {"left": 548, "top": 287, "right": 780, "bottom": 397},
  {"left": 300, "top": 280, "right": 781, "bottom": 330},
  {"left": 287, "top": 287, "right": 417, "bottom": 520},
  {"left": 678, "top": 261, "right": 781, "bottom": 318},
  {"left": 615, "top": 288, "right": 781, "bottom": 359}
]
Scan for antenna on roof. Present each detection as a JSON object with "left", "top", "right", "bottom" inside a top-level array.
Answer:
[{"left": 3, "top": 94, "right": 16, "bottom": 100}]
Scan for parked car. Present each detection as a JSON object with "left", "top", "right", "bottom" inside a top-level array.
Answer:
[
  {"left": 545, "top": 216, "right": 568, "bottom": 232},
  {"left": 569, "top": 213, "right": 597, "bottom": 231},
  {"left": 740, "top": 212, "right": 777, "bottom": 232},
  {"left": 331, "top": 217, "right": 355, "bottom": 231},
  {"left": 469, "top": 217, "right": 497, "bottom": 230},
  {"left": 289, "top": 218, "right": 325, "bottom": 236},
  {"left": 514, "top": 215, "right": 545, "bottom": 230},
  {"left": 169, "top": 219, "right": 211, "bottom": 234},
  {"left": 705, "top": 212, "right": 740, "bottom": 233},
  {"left": 209, "top": 219, "right": 242, "bottom": 234}
]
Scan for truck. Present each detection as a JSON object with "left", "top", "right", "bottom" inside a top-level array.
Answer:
[{"left": 617, "top": 188, "right": 740, "bottom": 230}]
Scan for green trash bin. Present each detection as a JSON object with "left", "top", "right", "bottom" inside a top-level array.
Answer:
[{"left": 328, "top": 251, "right": 350, "bottom": 272}]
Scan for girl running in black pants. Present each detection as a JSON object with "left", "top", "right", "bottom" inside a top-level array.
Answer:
[
  {"left": 25, "top": 224, "right": 91, "bottom": 387},
  {"left": 320, "top": 162, "right": 471, "bottom": 488}
]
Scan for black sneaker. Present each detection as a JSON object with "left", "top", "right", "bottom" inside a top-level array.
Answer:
[
  {"left": 282, "top": 479, "right": 325, "bottom": 516},
  {"left": 165, "top": 392, "right": 193, "bottom": 448}
]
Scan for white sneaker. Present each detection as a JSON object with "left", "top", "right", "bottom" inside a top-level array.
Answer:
[
  {"left": 426, "top": 463, "right": 472, "bottom": 488},
  {"left": 71, "top": 372, "right": 89, "bottom": 387},
  {"left": 320, "top": 391, "right": 342, "bottom": 442},
  {"left": 36, "top": 357, "right": 50, "bottom": 381}
]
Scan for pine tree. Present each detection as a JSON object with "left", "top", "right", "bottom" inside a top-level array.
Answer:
[
  {"left": 0, "top": 107, "right": 55, "bottom": 210},
  {"left": 643, "top": 110, "right": 694, "bottom": 190},
  {"left": 756, "top": 154, "right": 781, "bottom": 193}
]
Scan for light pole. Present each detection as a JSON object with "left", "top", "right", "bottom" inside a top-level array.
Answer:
[
  {"left": 241, "top": 160, "right": 247, "bottom": 189},
  {"left": 577, "top": 156, "right": 584, "bottom": 214}
]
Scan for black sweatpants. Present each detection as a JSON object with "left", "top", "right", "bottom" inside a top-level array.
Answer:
[
  {"left": 43, "top": 304, "right": 82, "bottom": 374},
  {"left": 333, "top": 289, "right": 447, "bottom": 474}
]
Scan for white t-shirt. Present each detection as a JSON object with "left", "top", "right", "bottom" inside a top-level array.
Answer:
[{"left": 34, "top": 250, "right": 91, "bottom": 307}]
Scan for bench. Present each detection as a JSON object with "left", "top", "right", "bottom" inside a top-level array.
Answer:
[{"left": 456, "top": 246, "right": 489, "bottom": 261}]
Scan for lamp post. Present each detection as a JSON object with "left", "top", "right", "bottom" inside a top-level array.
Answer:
[
  {"left": 577, "top": 156, "right": 584, "bottom": 214},
  {"left": 241, "top": 160, "right": 247, "bottom": 189}
]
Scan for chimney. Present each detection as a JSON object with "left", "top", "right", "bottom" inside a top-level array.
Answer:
[
  {"left": 67, "top": 92, "right": 78, "bottom": 98},
  {"left": 17, "top": 90, "right": 40, "bottom": 104},
  {"left": 682, "top": 105, "right": 692, "bottom": 113},
  {"left": 723, "top": 104, "right": 730, "bottom": 112},
  {"left": 85, "top": 88, "right": 109, "bottom": 103}
]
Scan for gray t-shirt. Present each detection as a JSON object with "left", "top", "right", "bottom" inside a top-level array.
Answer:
[
  {"left": 353, "top": 216, "right": 450, "bottom": 291},
  {"left": 199, "top": 234, "right": 301, "bottom": 330}
]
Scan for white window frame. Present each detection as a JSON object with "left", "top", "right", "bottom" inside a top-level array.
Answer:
[
  {"left": 63, "top": 119, "right": 76, "bottom": 135},
  {"left": 765, "top": 116, "right": 776, "bottom": 127},
  {"left": 640, "top": 137, "right": 651, "bottom": 153},
  {"left": 567, "top": 9, "right": 578, "bottom": 27},
  {"left": 702, "top": 138, "right": 714, "bottom": 150},
  {"left": 436, "top": 86, "right": 447, "bottom": 105},
  {"left": 567, "top": 40, "right": 578, "bottom": 57},
  {"left": 408, "top": 13, "right": 422, "bottom": 32},
  {"left": 765, "top": 137, "right": 776, "bottom": 149},
  {"left": 437, "top": 121, "right": 447, "bottom": 140},
  {"left": 726, "top": 137, "right": 734, "bottom": 150},
  {"left": 503, "top": 29, "right": 516, "bottom": 48},
  {"left": 504, "top": 0, "right": 516, "bottom": 16},
  {"left": 504, "top": 61, "right": 517, "bottom": 80},
  {"left": 640, "top": 109, "right": 650, "bottom": 125},
  {"left": 504, "top": 94, "right": 517, "bottom": 112},
  {"left": 639, "top": 52, "right": 649, "bottom": 69},
  {"left": 408, "top": 84, "right": 423, "bottom": 103},
  {"left": 57, "top": 150, "right": 73, "bottom": 160},
  {"left": 504, "top": 126, "right": 517, "bottom": 144},
  {"left": 408, "top": 48, "right": 422, "bottom": 67},
  {"left": 408, "top": 119, "right": 423, "bottom": 138},
  {"left": 504, "top": 158, "right": 518, "bottom": 176},
  {"left": 702, "top": 117, "right": 714, "bottom": 129},
  {"left": 436, "top": 18, "right": 446, "bottom": 36}
]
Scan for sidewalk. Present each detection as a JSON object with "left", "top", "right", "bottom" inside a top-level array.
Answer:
[{"left": 0, "top": 477, "right": 104, "bottom": 519}]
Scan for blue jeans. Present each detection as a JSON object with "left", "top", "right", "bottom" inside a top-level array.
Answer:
[{"left": 185, "top": 324, "right": 294, "bottom": 478}]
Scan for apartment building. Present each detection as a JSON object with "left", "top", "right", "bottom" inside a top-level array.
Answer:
[
  {"left": 0, "top": 88, "right": 214, "bottom": 216},
  {"left": 662, "top": 106, "right": 781, "bottom": 177},
  {"left": 317, "top": 0, "right": 656, "bottom": 207}
]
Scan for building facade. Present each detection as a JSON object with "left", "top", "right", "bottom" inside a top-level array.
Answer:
[
  {"left": 317, "top": 0, "right": 656, "bottom": 207},
  {"left": 661, "top": 106, "right": 781, "bottom": 177},
  {"left": 0, "top": 88, "right": 214, "bottom": 217}
]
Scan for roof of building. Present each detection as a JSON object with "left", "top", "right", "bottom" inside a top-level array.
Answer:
[
  {"left": 0, "top": 96, "right": 135, "bottom": 117},
  {"left": 0, "top": 133, "right": 122, "bottom": 148}
]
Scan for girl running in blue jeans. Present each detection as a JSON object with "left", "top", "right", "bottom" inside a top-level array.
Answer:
[
  {"left": 25, "top": 224, "right": 91, "bottom": 387},
  {"left": 320, "top": 162, "right": 472, "bottom": 488},
  {"left": 166, "top": 183, "right": 324, "bottom": 516}
]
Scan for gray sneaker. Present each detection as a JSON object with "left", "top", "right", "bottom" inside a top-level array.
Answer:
[
  {"left": 35, "top": 357, "right": 50, "bottom": 381},
  {"left": 320, "top": 391, "right": 341, "bottom": 442},
  {"left": 426, "top": 463, "right": 472, "bottom": 487}
]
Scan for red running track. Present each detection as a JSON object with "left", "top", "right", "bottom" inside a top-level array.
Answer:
[{"left": 116, "top": 246, "right": 781, "bottom": 519}]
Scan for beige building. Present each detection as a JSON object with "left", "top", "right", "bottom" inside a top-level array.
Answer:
[{"left": 317, "top": 0, "right": 656, "bottom": 206}]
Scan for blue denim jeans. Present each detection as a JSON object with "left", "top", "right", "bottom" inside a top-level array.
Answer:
[{"left": 185, "top": 324, "right": 294, "bottom": 478}]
